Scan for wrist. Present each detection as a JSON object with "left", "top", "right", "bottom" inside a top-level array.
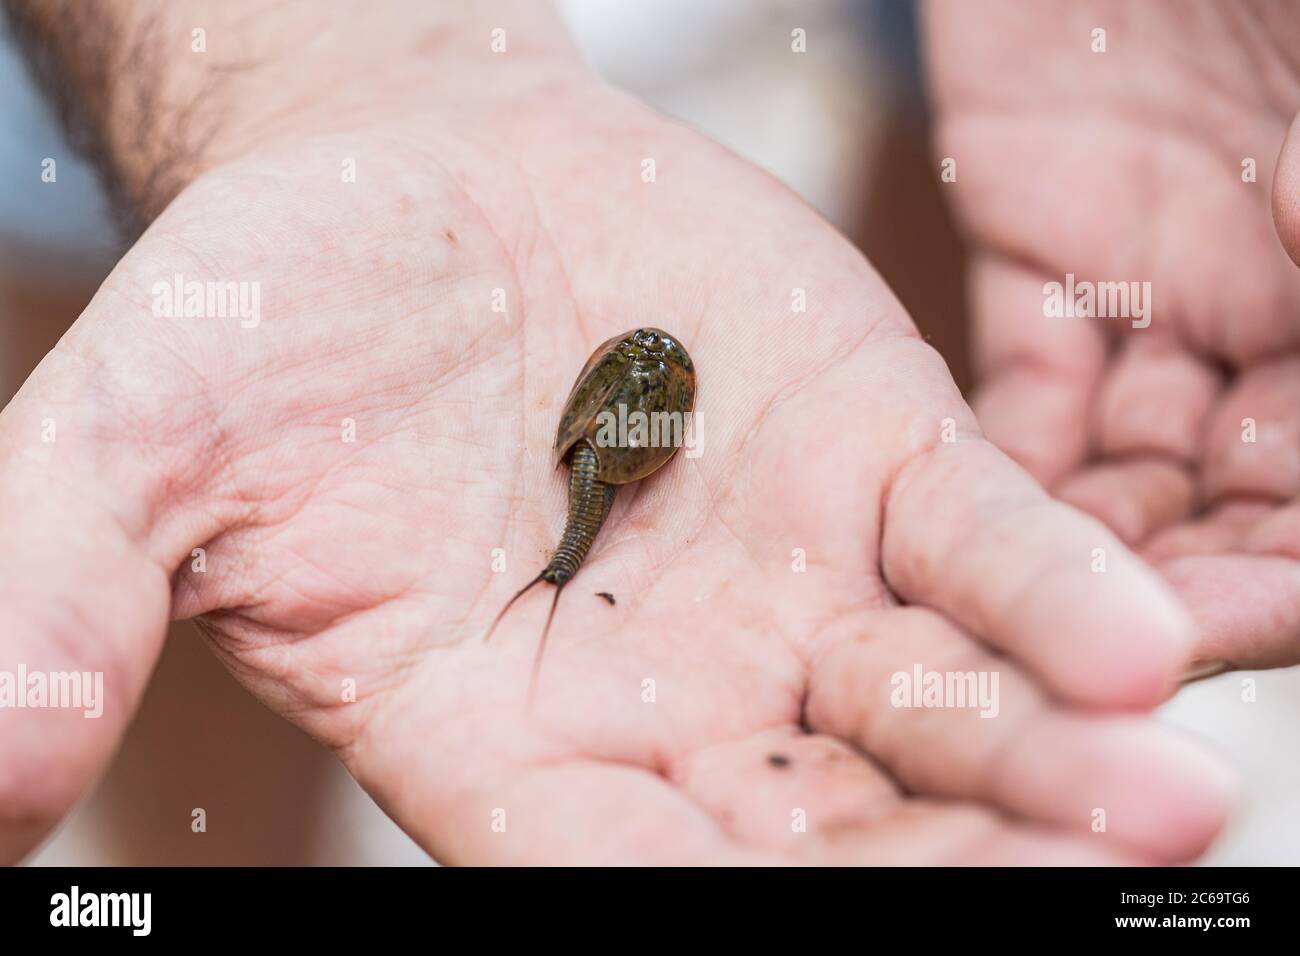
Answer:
[{"left": 7, "top": 0, "right": 593, "bottom": 228}]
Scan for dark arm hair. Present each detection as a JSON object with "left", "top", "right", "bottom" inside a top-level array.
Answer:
[{"left": 5, "top": 0, "right": 224, "bottom": 236}]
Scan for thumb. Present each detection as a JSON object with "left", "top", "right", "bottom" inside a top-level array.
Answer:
[
  {"left": 0, "top": 343, "right": 178, "bottom": 861},
  {"left": 1272, "top": 108, "right": 1300, "bottom": 268}
]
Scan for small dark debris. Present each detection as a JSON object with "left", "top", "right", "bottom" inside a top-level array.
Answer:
[
  {"left": 443, "top": 228, "right": 459, "bottom": 244},
  {"left": 767, "top": 753, "right": 791, "bottom": 769},
  {"left": 596, "top": 592, "right": 616, "bottom": 606}
]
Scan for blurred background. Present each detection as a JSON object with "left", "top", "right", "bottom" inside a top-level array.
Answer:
[{"left": 3, "top": 0, "right": 1296, "bottom": 865}]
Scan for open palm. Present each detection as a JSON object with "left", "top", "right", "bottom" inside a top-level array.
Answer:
[{"left": 0, "top": 82, "right": 1231, "bottom": 864}]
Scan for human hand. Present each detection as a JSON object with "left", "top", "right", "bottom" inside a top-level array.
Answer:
[
  {"left": 924, "top": 0, "right": 1300, "bottom": 675},
  {"left": 0, "top": 0, "right": 1234, "bottom": 864}
]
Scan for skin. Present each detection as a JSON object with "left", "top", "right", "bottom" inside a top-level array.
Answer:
[
  {"left": 0, "top": 1, "right": 1237, "bottom": 864},
  {"left": 924, "top": 0, "right": 1300, "bottom": 674}
]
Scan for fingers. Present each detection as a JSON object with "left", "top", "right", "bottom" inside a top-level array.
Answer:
[
  {"left": 1201, "top": 356, "right": 1300, "bottom": 503},
  {"left": 1142, "top": 500, "right": 1270, "bottom": 563},
  {"left": 0, "top": 351, "right": 180, "bottom": 861},
  {"left": 355, "top": 670, "right": 790, "bottom": 866},
  {"left": 672, "top": 726, "right": 900, "bottom": 855},
  {"left": 411, "top": 718, "right": 1171, "bottom": 866},
  {"left": 1143, "top": 502, "right": 1300, "bottom": 670},
  {"left": 1158, "top": 553, "right": 1300, "bottom": 671},
  {"left": 675, "top": 725, "right": 1144, "bottom": 865},
  {"left": 882, "top": 438, "right": 1194, "bottom": 707},
  {"left": 415, "top": 758, "right": 780, "bottom": 865},
  {"left": 1272, "top": 106, "right": 1300, "bottom": 269},
  {"left": 1091, "top": 334, "right": 1222, "bottom": 461},
  {"left": 1137, "top": 346, "right": 1300, "bottom": 670},
  {"left": 969, "top": 255, "right": 1105, "bottom": 486},
  {"left": 1051, "top": 332, "right": 1214, "bottom": 544},
  {"left": 1055, "top": 457, "right": 1196, "bottom": 545},
  {"left": 805, "top": 607, "right": 1237, "bottom": 862}
]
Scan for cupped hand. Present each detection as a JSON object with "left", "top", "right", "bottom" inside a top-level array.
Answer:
[
  {"left": 0, "top": 72, "right": 1233, "bottom": 863},
  {"left": 925, "top": 0, "right": 1300, "bottom": 675}
]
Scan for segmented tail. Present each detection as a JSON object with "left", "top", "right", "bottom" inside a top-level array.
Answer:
[{"left": 483, "top": 441, "right": 617, "bottom": 702}]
